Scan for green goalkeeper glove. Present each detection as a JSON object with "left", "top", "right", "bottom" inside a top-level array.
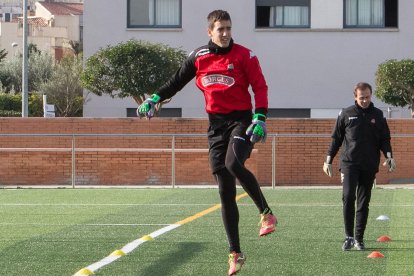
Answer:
[
  {"left": 246, "top": 113, "right": 267, "bottom": 143},
  {"left": 137, "top": 94, "right": 160, "bottom": 119}
]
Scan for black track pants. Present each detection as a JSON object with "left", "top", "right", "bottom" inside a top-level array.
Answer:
[
  {"left": 216, "top": 168, "right": 240, "bottom": 252},
  {"left": 213, "top": 134, "right": 271, "bottom": 253},
  {"left": 341, "top": 167, "right": 376, "bottom": 241},
  {"left": 225, "top": 136, "right": 270, "bottom": 213},
  {"left": 209, "top": 114, "right": 272, "bottom": 252}
]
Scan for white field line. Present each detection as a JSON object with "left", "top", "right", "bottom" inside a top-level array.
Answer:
[
  {"left": 85, "top": 224, "right": 181, "bottom": 273},
  {"left": 2, "top": 203, "right": 414, "bottom": 207},
  {"left": 72, "top": 193, "right": 248, "bottom": 276},
  {"left": 0, "top": 203, "right": 220, "bottom": 206},
  {"left": 0, "top": 223, "right": 170, "bottom": 226},
  {"left": 238, "top": 203, "right": 414, "bottom": 207},
  {"left": 121, "top": 224, "right": 181, "bottom": 254}
]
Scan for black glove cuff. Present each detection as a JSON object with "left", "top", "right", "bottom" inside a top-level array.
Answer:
[{"left": 254, "top": 108, "right": 267, "bottom": 121}]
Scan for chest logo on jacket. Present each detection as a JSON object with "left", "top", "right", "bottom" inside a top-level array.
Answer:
[{"left": 201, "top": 74, "right": 235, "bottom": 87}]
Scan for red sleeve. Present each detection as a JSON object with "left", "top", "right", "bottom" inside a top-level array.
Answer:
[{"left": 244, "top": 50, "right": 268, "bottom": 113}]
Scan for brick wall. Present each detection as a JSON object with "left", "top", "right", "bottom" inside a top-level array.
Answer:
[{"left": 0, "top": 118, "right": 413, "bottom": 186}]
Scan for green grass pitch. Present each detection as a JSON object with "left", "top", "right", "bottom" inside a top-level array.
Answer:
[{"left": 0, "top": 188, "right": 413, "bottom": 275}]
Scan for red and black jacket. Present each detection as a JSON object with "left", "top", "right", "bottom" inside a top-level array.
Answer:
[{"left": 156, "top": 39, "right": 268, "bottom": 116}]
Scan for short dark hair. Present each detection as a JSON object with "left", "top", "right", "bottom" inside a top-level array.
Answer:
[
  {"left": 353, "top": 82, "right": 372, "bottom": 95},
  {"left": 207, "top": 10, "right": 231, "bottom": 29}
]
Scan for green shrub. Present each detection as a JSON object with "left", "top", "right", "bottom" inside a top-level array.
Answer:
[
  {"left": 0, "top": 109, "right": 21, "bottom": 117},
  {"left": 0, "top": 92, "right": 21, "bottom": 110},
  {"left": 0, "top": 92, "right": 43, "bottom": 117},
  {"left": 29, "top": 93, "right": 43, "bottom": 117}
]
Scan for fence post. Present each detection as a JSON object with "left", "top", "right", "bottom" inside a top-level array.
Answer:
[
  {"left": 272, "top": 136, "right": 276, "bottom": 189},
  {"left": 171, "top": 135, "right": 176, "bottom": 188},
  {"left": 71, "top": 135, "right": 76, "bottom": 188}
]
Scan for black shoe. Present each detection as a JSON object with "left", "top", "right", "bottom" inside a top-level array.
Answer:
[
  {"left": 355, "top": 240, "right": 365, "bottom": 250},
  {"left": 342, "top": 237, "right": 355, "bottom": 251}
]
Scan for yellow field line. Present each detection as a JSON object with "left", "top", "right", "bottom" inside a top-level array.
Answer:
[
  {"left": 73, "top": 192, "right": 248, "bottom": 275},
  {"left": 175, "top": 192, "right": 248, "bottom": 225}
]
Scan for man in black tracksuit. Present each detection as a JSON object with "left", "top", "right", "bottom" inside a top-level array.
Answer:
[{"left": 323, "top": 82, "right": 396, "bottom": 251}]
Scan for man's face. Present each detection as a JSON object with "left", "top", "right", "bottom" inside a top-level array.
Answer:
[
  {"left": 354, "top": 88, "right": 372, "bottom": 109},
  {"left": 208, "top": 20, "right": 232, "bottom": 48}
]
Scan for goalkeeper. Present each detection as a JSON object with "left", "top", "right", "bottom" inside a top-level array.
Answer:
[{"left": 138, "top": 10, "right": 276, "bottom": 276}]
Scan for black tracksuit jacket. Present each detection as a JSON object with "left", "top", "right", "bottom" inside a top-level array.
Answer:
[{"left": 327, "top": 102, "right": 392, "bottom": 172}]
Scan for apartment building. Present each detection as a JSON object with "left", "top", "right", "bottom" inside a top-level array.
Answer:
[
  {"left": 0, "top": 0, "right": 83, "bottom": 60},
  {"left": 0, "top": 0, "right": 82, "bottom": 22},
  {"left": 83, "top": 0, "right": 414, "bottom": 118}
]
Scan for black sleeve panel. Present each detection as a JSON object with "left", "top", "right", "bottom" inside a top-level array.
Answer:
[
  {"left": 327, "top": 111, "right": 346, "bottom": 160},
  {"left": 156, "top": 53, "right": 197, "bottom": 102},
  {"left": 255, "top": 107, "right": 268, "bottom": 118},
  {"left": 379, "top": 114, "right": 393, "bottom": 157}
]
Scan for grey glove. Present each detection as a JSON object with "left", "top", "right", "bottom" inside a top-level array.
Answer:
[
  {"left": 382, "top": 152, "right": 396, "bottom": 172},
  {"left": 322, "top": 156, "right": 332, "bottom": 177}
]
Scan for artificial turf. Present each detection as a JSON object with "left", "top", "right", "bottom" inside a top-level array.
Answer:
[{"left": 0, "top": 187, "right": 413, "bottom": 275}]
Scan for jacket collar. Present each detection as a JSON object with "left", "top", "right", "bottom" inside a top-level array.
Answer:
[
  {"left": 355, "top": 101, "right": 374, "bottom": 113},
  {"left": 208, "top": 39, "right": 234, "bottom": 54}
]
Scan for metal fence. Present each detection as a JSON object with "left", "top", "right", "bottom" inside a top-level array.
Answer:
[{"left": 1, "top": 133, "right": 412, "bottom": 188}]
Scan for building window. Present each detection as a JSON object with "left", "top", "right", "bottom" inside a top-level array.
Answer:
[
  {"left": 127, "top": 0, "right": 181, "bottom": 28},
  {"left": 5, "top": 13, "right": 11, "bottom": 22},
  {"left": 256, "top": 0, "right": 310, "bottom": 28},
  {"left": 344, "top": 0, "right": 398, "bottom": 28}
]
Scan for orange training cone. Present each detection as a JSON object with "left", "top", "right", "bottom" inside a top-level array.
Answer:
[
  {"left": 377, "top": 235, "right": 392, "bottom": 242},
  {"left": 367, "top": 251, "right": 385, "bottom": 258}
]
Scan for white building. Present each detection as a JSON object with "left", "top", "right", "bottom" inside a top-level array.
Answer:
[{"left": 83, "top": 0, "right": 414, "bottom": 118}]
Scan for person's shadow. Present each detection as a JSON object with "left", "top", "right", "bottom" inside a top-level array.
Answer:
[{"left": 138, "top": 241, "right": 207, "bottom": 275}]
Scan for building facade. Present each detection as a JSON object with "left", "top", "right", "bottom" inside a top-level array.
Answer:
[{"left": 83, "top": 0, "right": 414, "bottom": 118}]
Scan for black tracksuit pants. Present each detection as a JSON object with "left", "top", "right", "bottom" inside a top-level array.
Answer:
[
  {"left": 341, "top": 166, "right": 376, "bottom": 241},
  {"left": 208, "top": 111, "right": 271, "bottom": 253}
]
